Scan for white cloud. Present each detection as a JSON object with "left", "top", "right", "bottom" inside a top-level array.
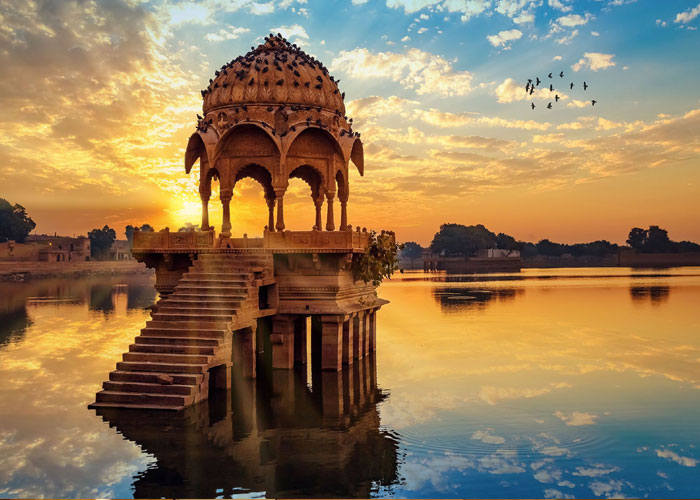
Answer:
[
  {"left": 591, "top": 30, "right": 600, "bottom": 36},
  {"left": 352, "top": 0, "right": 370, "bottom": 4},
  {"left": 513, "top": 11, "right": 535, "bottom": 24},
  {"left": 555, "top": 29, "right": 579, "bottom": 44},
  {"left": 553, "top": 410, "right": 598, "bottom": 426},
  {"left": 487, "top": 28, "right": 523, "bottom": 48},
  {"left": 553, "top": 55, "right": 563, "bottom": 61},
  {"left": 656, "top": 448, "right": 698, "bottom": 467},
  {"left": 556, "top": 13, "right": 593, "bottom": 27},
  {"left": 418, "top": 27, "right": 428, "bottom": 34},
  {"left": 656, "top": 18, "right": 668, "bottom": 27},
  {"left": 386, "top": 0, "right": 491, "bottom": 22},
  {"left": 401, "top": 35, "right": 411, "bottom": 41},
  {"left": 414, "top": 108, "right": 552, "bottom": 130},
  {"left": 330, "top": 47, "right": 474, "bottom": 96},
  {"left": 572, "top": 52, "right": 616, "bottom": 71},
  {"left": 548, "top": 0, "right": 571, "bottom": 12},
  {"left": 494, "top": 77, "right": 568, "bottom": 103},
  {"left": 268, "top": 24, "right": 309, "bottom": 41},
  {"left": 674, "top": 3, "right": 700, "bottom": 24},
  {"left": 204, "top": 26, "right": 250, "bottom": 42}
]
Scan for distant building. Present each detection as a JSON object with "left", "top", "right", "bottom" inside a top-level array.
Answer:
[
  {"left": 109, "top": 240, "right": 132, "bottom": 261},
  {"left": 423, "top": 248, "right": 522, "bottom": 272},
  {"left": 0, "top": 235, "right": 91, "bottom": 262}
]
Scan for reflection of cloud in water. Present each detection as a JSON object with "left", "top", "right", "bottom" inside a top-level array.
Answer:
[
  {"left": 655, "top": 448, "right": 698, "bottom": 467},
  {"left": 479, "top": 382, "right": 572, "bottom": 405},
  {"left": 472, "top": 428, "right": 506, "bottom": 444},
  {"left": 554, "top": 410, "right": 598, "bottom": 426},
  {"left": 630, "top": 286, "right": 670, "bottom": 304}
]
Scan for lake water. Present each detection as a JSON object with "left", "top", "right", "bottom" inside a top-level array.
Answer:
[{"left": 0, "top": 268, "right": 699, "bottom": 498}]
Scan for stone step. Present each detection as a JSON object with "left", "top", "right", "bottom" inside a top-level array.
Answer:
[
  {"left": 109, "top": 370, "right": 202, "bottom": 386},
  {"left": 129, "top": 343, "right": 215, "bottom": 355},
  {"left": 174, "top": 285, "right": 249, "bottom": 295},
  {"left": 88, "top": 401, "right": 182, "bottom": 411},
  {"left": 145, "top": 320, "right": 231, "bottom": 330},
  {"left": 155, "top": 305, "right": 238, "bottom": 316},
  {"left": 179, "top": 278, "right": 250, "bottom": 286},
  {"left": 123, "top": 352, "right": 211, "bottom": 364},
  {"left": 103, "top": 380, "right": 195, "bottom": 395},
  {"left": 95, "top": 390, "right": 194, "bottom": 407},
  {"left": 135, "top": 336, "right": 221, "bottom": 347},
  {"left": 161, "top": 299, "right": 244, "bottom": 309},
  {"left": 167, "top": 293, "right": 248, "bottom": 302},
  {"left": 150, "top": 312, "right": 234, "bottom": 323},
  {"left": 185, "top": 272, "right": 253, "bottom": 279},
  {"left": 116, "top": 361, "right": 207, "bottom": 374}
]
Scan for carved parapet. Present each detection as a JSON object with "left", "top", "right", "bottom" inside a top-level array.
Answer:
[
  {"left": 263, "top": 230, "right": 369, "bottom": 252},
  {"left": 132, "top": 230, "right": 216, "bottom": 251}
]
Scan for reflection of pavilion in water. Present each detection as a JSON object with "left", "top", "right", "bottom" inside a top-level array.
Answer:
[
  {"left": 433, "top": 287, "right": 522, "bottom": 313},
  {"left": 629, "top": 285, "right": 670, "bottom": 304},
  {"left": 95, "top": 354, "right": 399, "bottom": 498}
]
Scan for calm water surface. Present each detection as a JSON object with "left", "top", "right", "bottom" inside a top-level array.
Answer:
[{"left": 0, "top": 268, "right": 699, "bottom": 498}]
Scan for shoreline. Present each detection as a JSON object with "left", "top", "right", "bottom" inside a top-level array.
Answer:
[{"left": 0, "top": 260, "right": 154, "bottom": 282}]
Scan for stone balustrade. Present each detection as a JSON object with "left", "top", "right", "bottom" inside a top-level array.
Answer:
[
  {"left": 132, "top": 228, "right": 378, "bottom": 253},
  {"left": 132, "top": 230, "right": 216, "bottom": 251}
]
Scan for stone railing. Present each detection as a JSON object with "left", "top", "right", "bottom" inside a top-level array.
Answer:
[
  {"left": 131, "top": 228, "right": 377, "bottom": 252},
  {"left": 132, "top": 230, "right": 216, "bottom": 251},
  {"left": 263, "top": 230, "right": 370, "bottom": 251}
]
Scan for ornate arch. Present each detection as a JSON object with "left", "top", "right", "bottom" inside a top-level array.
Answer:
[
  {"left": 212, "top": 123, "right": 281, "bottom": 166},
  {"left": 284, "top": 126, "right": 345, "bottom": 162}
]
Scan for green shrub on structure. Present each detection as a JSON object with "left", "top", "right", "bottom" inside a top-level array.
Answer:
[{"left": 352, "top": 230, "right": 400, "bottom": 286}]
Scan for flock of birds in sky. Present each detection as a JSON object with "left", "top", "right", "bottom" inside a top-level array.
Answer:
[{"left": 526, "top": 71, "right": 597, "bottom": 110}]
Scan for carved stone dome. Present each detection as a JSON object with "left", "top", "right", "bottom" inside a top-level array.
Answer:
[{"left": 202, "top": 35, "right": 346, "bottom": 115}]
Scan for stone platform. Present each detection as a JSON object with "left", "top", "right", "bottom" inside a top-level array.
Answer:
[{"left": 90, "top": 229, "right": 387, "bottom": 411}]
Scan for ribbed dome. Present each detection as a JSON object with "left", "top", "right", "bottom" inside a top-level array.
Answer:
[{"left": 202, "top": 35, "right": 346, "bottom": 115}]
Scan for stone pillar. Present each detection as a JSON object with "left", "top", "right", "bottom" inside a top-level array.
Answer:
[
  {"left": 275, "top": 190, "right": 285, "bottom": 231},
  {"left": 362, "top": 310, "right": 370, "bottom": 355},
  {"left": 266, "top": 197, "right": 275, "bottom": 232},
  {"left": 233, "top": 324, "right": 256, "bottom": 379},
  {"left": 325, "top": 192, "right": 335, "bottom": 231},
  {"left": 220, "top": 189, "right": 232, "bottom": 237},
  {"left": 320, "top": 315, "right": 343, "bottom": 371},
  {"left": 212, "top": 363, "right": 231, "bottom": 389},
  {"left": 293, "top": 316, "right": 307, "bottom": 365},
  {"left": 369, "top": 309, "right": 377, "bottom": 351},
  {"left": 271, "top": 316, "right": 294, "bottom": 369},
  {"left": 200, "top": 191, "right": 210, "bottom": 230},
  {"left": 342, "top": 317, "right": 353, "bottom": 365},
  {"left": 352, "top": 313, "right": 362, "bottom": 360},
  {"left": 314, "top": 197, "right": 323, "bottom": 230},
  {"left": 339, "top": 195, "right": 348, "bottom": 231}
]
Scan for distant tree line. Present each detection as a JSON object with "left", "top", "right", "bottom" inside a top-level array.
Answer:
[
  {"left": 626, "top": 225, "right": 700, "bottom": 253},
  {"left": 400, "top": 223, "right": 700, "bottom": 259}
]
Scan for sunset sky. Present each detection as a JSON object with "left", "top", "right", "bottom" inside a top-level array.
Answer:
[{"left": 1, "top": 0, "right": 699, "bottom": 245}]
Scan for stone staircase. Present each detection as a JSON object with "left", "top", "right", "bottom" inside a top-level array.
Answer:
[{"left": 89, "top": 252, "right": 274, "bottom": 411}]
